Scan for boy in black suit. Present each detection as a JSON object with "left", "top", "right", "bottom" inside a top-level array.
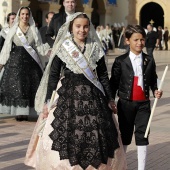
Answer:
[{"left": 110, "top": 25, "right": 163, "bottom": 170}]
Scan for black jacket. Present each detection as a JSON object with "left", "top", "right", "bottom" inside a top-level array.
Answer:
[
  {"left": 46, "top": 12, "right": 67, "bottom": 47},
  {"left": 110, "top": 52, "right": 158, "bottom": 100},
  {"left": 39, "top": 26, "right": 48, "bottom": 44},
  {"left": 0, "top": 36, "right": 5, "bottom": 52},
  {"left": 145, "top": 31, "right": 158, "bottom": 48},
  {"left": 46, "top": 56, "right": 113, "bottom": 101}
]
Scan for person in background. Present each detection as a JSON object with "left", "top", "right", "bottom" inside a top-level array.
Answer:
[
  {"left": 163, "top": 27, "right": 169, "bottom": 50},
  {"left": 39, "top": 12, "right": 55, "bottom": 44},
  {"left": 96, "top": 26, "right": 107, "bottom": 54},
  {"left": 0, "top": 7, "right": 49, "bottom": 121},
  {"left": 46, "top": 0, "right": 76, "bottom": 47},
  {"left": 110, "top": 25, "right": 162, "bottom": 170},
  {"left": 39, "top": 12, "right": 55, "bottom": 67},
  {"left": 0, "top": 12, "right": 16, "bottom": 51},
  {"left": 145, "top": 24, "right": 159, "bottom": 58},
  {"left": 157, "top": 26, "right": 163, "bottom": 50}
]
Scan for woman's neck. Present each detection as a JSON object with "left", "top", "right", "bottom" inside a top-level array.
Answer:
[
  {"left": 19, "top": 22, "right": 29, "bottom": 28},
  {"left": 73, "top": 38, "right": 85, "bottom": 47}
]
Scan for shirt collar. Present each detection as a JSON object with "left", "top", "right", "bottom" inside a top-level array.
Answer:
[
  {"left": 65, "top": 11, "right": 75, "bottom": 16},
  {"left": 129, "top": 51, "right": 142, "bottom": 61}
]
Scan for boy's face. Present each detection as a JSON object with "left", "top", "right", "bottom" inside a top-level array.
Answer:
[{"left": 126, "top": 33, "right": 145, "bottom": 55}]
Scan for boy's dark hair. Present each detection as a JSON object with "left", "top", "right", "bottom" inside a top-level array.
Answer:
[
  {"left": 125, "top": 25, "right": 146, "bottom": 39},
  {"left": 45, "top": 12, "right": 55, "bottom": 19},
  {"left": 7, "top": 12, "right": 16, "bottom": 23}
]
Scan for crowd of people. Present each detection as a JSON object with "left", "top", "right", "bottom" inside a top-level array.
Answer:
[{"left": 0, "top": 0, "right": 164, "bottom": 170}]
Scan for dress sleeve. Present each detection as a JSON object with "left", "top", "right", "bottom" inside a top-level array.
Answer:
[
  {"left": 96, "top": 56, "right": 113, "bottom": 101},
  {"left": 45, "top": 56, "right": 62, "bottom": 101},
  {"left": 150, "top": 59, "right": 158, "bottom": 94},
  {"left": 0, "top": 36, "right": 5, "bottom": 52}
]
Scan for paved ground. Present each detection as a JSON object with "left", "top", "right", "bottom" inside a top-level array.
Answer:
[{"left": 0, "top": 49, "right": 170, "bottom": 170}]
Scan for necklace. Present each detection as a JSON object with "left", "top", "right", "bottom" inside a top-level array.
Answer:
[
  {"left": 19, "top": 25, "right": 30, "bottom": 35},
  {"left": 72, "top": 38, "right": 86, "bottom": 53}
]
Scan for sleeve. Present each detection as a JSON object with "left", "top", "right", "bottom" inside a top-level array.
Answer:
[
  {"left": 110, "top": 57, "right": 121, "bottom": 99},
  {"left": 45, "top": 56, "right": 62, "bottom": 101},
  {"left": 46, "top": 16, "right": 55, "bottom": 47},
  {"left": 0, "top": 36, "right": 5, "bottom": 52},
  {"left": 96, "top": 56, "right": 113, "bottom": 101},
  {"left": 150, "top": 59, "right": 158, "bottom": 94}
]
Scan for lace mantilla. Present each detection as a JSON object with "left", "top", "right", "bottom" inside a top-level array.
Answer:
[{"left": 57, "top": 38, "right": 103, "bottom": 74}]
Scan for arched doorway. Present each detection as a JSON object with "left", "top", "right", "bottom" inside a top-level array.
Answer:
[{"left": 140, "top": 2, "right": 164, "bottom": 29}]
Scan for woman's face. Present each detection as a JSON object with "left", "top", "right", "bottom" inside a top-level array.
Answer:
[
  {"left": 9, "top": 15, "right": 16, "bottom": 26},
  {"left": 72, "top": 17, "right": 90, "bottom": 42},
  {"left": 19, "top": 8, "right": 30, "bottom": 24}
]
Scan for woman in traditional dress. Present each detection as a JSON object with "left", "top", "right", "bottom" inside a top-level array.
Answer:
[
  {"left": 0, "top": 7, "right": 49, "bottom": 121},
  {"left": 0, "top": 12, "right": 16, "bottom": 51},
  {"left": 25, "top": 12, "right": 127, "bottom": 170}
]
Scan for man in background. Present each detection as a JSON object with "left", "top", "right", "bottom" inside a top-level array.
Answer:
[
  {"left": 163, "top": 27, "right": 169, "bottom": 50},
  {"left": 46, "top": 0, "right": 76, "bottom": 47},
  {"left": 39, "top": 12, "right": 55, "bottom": 44},
  {"left": 145, "top": 24, "right": 159, "bottom": 58}
]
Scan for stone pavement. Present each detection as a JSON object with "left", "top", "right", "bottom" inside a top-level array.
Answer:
[{"left": 0, "top": 49, "right": 170, "bottom": 170}]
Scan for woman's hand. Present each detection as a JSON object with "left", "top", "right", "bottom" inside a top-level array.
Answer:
[
  {"left": 154, "top": 90, "right": 163, "bottom": 99},
  {"left": 46, "top": 49, "right": 52, "bottom": 58},
  {"left": 42, "top": 104, "right": 49, "bottom": 119},
  {"left": 108, "top": 100, "right": 117, "bottom": 114}
]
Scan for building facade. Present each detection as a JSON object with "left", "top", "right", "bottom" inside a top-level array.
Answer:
[{"left": 0, "top": 0, "right": 170, "bottom": 29}]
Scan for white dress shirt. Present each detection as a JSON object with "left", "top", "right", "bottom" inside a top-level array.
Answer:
[{"left": 129, "top": 51, "right": 144, "bottom": 90}]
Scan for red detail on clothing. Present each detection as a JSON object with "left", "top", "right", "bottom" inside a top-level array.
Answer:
[{"left": 130, "top": 76, "right": 146, "bottom": 101}]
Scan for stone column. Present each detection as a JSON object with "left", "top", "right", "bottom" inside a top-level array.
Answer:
[
  {"left": 39, "top": 2, "right": 61, "bottom": 13},
  {"left": 105, "top": 5, "right": 114, "bottom": 25},
  {"left": 20, "top": 0, "right": 30, "bottom": 7},
  {"left": 83, "top": 4, "right": 93, "bottom": 19}
]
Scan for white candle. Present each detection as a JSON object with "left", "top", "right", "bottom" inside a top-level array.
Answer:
[
  {"left": 158, "top": 65, "right": 168, "bottom": 90},
  {"left": 144, "top": 65, "right": 169, "bottom": 138}
]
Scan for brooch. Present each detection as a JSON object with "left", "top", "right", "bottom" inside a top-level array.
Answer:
[
  {"left": 71, "top": 50, "right": 79, "bottom": 58},
  {"left": 144, "top": 58, "right": 147, "bottom": 65},
  {"left": 18, "top": 33, "right": 22, "bottom": 36},
  {"left": 65, "top": 41, "right": 69, "bottom": 46}
]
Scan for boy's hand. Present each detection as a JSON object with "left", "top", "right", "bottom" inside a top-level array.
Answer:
[
  {"left": 154, "top": 90, "right": 163, "bottom": 99},
  {"left": 108, "top": 100, "right": 117, "bottom": 114}
]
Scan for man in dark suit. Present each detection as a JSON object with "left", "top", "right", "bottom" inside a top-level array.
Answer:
[
  {"left": 145, "top": 24, "right": 159, "bottom": 58},
  {"left": 163, "top": 27, "right": 169, "bottom": 50},
  {"left": 110, "top": 25, "right": 162, "bottom": 170},
  {"left": 39, "top": 12, "right": 55, "bottom": 44},
  {"left": 46, "top": 0, "right": 76, "bottom": 47}
]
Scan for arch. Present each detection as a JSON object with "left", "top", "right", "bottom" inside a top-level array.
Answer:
[
  {"left": 136, "top": 0, "right": 166, "bottom": 26},
  {"left": 140, "top": 2, "right": 164, "bottom": 28}
]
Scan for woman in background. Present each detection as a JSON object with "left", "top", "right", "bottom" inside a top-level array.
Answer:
[{"left": 0, "top": 7, "right": 49, "bottom": 121}]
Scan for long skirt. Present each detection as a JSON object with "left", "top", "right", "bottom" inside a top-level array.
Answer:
[
  {"left": 0, "top": 46, "right": 42, "bottom": 115},
  {"left": 25, "top": 73, "right": 127, "bottom": 170}
]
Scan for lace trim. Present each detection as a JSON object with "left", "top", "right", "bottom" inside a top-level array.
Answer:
[
  {"left": 0, "top": 97, "right": 32, "bottom": 107},
  {"left": 57, "top": 39, "right": 103, "bottom": 74}
]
